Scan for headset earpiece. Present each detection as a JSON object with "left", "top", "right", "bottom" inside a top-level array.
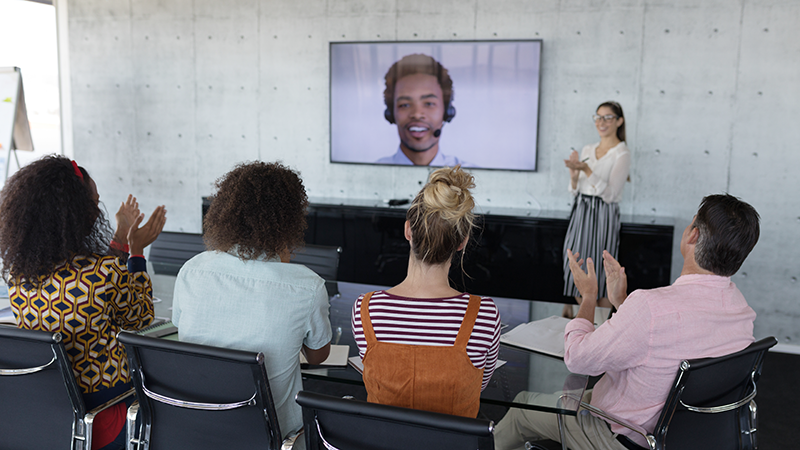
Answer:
[
  {"left": 384, "top": 108, "right": 395, "bottom": 124},
  {"left": 443, "top": 104, "right": 456, "bottom": 123}
]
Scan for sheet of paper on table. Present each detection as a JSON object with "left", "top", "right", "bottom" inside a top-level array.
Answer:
[
  {"left": 300, "top": 344, "right": 350, "bottom": 367},
  {"left": 0, "top": 306, "right": 15, "bottom": 325},
  {"left": 499, "top": 315, "right": 572, "bottom": 358}
]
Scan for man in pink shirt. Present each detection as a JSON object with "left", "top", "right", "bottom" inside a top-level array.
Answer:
[{"left": 494, "top": 194, "right": 760, "bottom": 450}]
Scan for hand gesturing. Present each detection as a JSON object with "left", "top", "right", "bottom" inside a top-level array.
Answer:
[
  {"left": 567, "top": 249, "right": 598, "bottom": 302},
  {"left": 127, "top": 205, "right": 167, "bottom": 255},
  {"left": 114, "top": 195, "right": 140, "bottom": 244},
  {"left": 564, "top": 150, "right": 584, "bottom": 180},
  {"left": 603, "top": 250, "right": 628, "bottom": 308}
]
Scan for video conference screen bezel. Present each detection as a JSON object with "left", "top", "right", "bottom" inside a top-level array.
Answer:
[{"left": 329, "top": 39, "right": 543, "bottom": 172}]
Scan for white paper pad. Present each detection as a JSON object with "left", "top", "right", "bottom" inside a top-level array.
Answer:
[
  {"left": 300, "top": 344, "right": 350, "bottom": 366},
  {"left": 500, "top": 315, "right": 571, "bottom": 358}
]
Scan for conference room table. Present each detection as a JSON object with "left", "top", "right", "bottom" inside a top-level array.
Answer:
[{"left": 149, "top": 272, "right": 590, "bottom": 440}]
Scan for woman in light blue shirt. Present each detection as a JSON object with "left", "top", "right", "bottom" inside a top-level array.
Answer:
[{"left": 172, "top": 161, "right": 331, "bottom": 441}]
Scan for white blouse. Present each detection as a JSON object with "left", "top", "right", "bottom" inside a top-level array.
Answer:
[{"left": 568, "top": 141, "right": 631, "bottom": 204}]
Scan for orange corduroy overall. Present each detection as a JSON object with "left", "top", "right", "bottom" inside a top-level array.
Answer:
[{"left": 360, "top": 291, "right": 484, "bottom": 418}]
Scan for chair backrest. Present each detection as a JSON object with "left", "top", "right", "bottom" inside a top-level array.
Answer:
[
  {"left": 118, "top": 331, "right": 283, "bottom": 449},
  {"left": 296, "top": 391, "right": 495, "bottom": 450},
  {"left": 149, "top": 231, "right": 206, "bottom": 275},
  {"left": 654, "top": 336, "right": 778, "bottom": 450},
  {"left": 150, "top": 232, "right": 341, "bottom": 296},
  {"left": 0, "top": 325, "right": 86, "bottom": 449},
  {"left": 291, "top": 244, "right": 342, "bottom": 297}
]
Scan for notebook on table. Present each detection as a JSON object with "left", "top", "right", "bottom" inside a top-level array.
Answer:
[{"left": 137, "top": 319, "right": 179, "bottom": 340}]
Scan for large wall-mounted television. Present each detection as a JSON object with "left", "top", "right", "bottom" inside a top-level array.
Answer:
[{"left": 330, "top": 40, "right": 542, "bottom": 171}]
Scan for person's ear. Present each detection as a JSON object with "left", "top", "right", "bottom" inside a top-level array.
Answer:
[
  {"left": 457, "top": 235, "right": 469, "bottom": 252},
  {"left": 687, "top": 226, "right": 700, "bottom": 245},
  {"left": 404, "top": 220, "right": 412, "bottom": 242}
]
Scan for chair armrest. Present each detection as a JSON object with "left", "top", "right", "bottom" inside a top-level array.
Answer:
[
  {"left": 80, "top": 388, "right": 135, "bottom": 450},
  {"left": 281, "top": 429, "right": 304, "bottom": 450},
  {"left": 87, "top": 388, "right": 135, "bottom": 417},
  {"left": 579, "top": 401, "right": 656, "bottom": 450}
]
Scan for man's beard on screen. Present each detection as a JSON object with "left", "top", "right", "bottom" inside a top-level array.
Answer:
[{"left": 401, "top": 139, "right": 438, "bottom": 153}]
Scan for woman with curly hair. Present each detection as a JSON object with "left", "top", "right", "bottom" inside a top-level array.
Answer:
[
  {"left": 351, "top": 166, "right": 501, "bottom": 418},
  {"left": 0, "top": 155, "right": 167, "bottom": 450},
  {"left": 172, "top": 161, "right": 331, "bottom": 441}
]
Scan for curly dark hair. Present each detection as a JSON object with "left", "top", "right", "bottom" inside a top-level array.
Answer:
[
  {"left": 0, "top": 155, "right": 111, "bottom": 286},
  {"left": 203, "top": 161, "right": 309, "bottom": 260}
]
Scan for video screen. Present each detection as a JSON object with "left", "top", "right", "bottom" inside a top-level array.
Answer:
[{"left": 330, "top": 40, "right": 542, "bottom": 171}]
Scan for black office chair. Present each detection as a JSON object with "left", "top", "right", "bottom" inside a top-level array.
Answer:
[
  {"left": 0, "top": 324, "right": 133, "bottom": 450},
  {"left": 291, "top": 244, "right": 343, "bottom": 297},
  {"left": 149, "top": 232, "right": 342, "bottom": 297},
  {"left": 118, "top": 331, "right": 296, "bottom": 450},
  {"left": 148, "top": 231, "right": 206, "bottom": 276},
  {"left": 529, "top": 336, "right": 778, "bottom": 450},
  {"left": 296, "top": 390, "right": 495, "bottom": 450}
]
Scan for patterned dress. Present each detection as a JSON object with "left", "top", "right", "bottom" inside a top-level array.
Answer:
[{"left": 9, "top": 254, "right": 154, "bottom": 393}]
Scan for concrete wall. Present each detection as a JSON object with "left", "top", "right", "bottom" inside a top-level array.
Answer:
[{"left": 61, "top": 0, "right": 800, "bottom": 344}]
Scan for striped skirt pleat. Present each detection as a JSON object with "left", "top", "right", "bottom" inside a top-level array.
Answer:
[{"left": 562, "top": 194, "right": 621, "bottom": 299}]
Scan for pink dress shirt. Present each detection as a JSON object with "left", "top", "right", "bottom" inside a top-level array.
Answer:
[{"left": 564, "top": 274, "right": 756, "bottom": 447}]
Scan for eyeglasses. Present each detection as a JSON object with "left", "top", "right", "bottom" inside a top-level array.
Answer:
[{"left": 593, "top": 114, "right": 618, "bottom": 122}]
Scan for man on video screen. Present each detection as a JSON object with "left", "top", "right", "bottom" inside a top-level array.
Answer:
[{"left": 377, "top": 54, "right": 471, "bottom": 166}]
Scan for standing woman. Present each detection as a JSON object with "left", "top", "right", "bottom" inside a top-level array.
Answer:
[
  {"left": 351, "top": 166, "right": 501, "bottom": 418},
  {"left": 563, "top": 101, "right": 631, "bottom": 309},
  {"left": 0, "top": 155, "right": 166, "bottom": 450}
]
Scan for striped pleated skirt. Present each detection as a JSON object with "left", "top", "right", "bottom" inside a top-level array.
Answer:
[{"left": 562, "top": 194, "right": 621, "bottom": 299}]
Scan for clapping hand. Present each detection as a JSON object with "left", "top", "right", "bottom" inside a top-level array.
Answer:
[
  {"left": 114, "top": 195, "right": 140, "bottom": 244},
  {"left": 567, "top": 249, "right": 598, "bottom": 302},
  {"left": 564, "top": 150, "right": 584, "bottom": 181},
  {"left": 564, "top": 150, "right": 586, "bottom": 169},
  {"left": 127, "top": 205, "right": 167, "bottom": 255},
  {"left": 602, "top": 250, "right": 628, "bottom": 309}
]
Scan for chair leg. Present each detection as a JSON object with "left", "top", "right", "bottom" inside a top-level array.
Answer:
[
  {"left": 126, "top": 401, "right": 141, "bottom": 450},
  {"left": 742, "top": 400, "right": 758, "bottom": 450},
  {"left": 556, "top": 414, "right": 568, "bottom": 450},
  {"left": 282, "top": 429, "right": 305, "bottom": 450},
  {"left": 83, "top": 414, "right": 96, "bottom": 450},
  {"left": 73, "top": 418, "right": 88, "bottom": 450}
]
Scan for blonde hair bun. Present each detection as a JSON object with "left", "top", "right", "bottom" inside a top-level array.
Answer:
[
  {"left": 423, "top": 166, "right": 476, "bottom": 222},
  {"left": 407, "top": 166, "right": 477, "bottom": 265}
]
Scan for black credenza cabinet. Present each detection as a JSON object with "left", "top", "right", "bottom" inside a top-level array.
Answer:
[{"left": 304, "top": 202, "right": 674, "bottom": 304}]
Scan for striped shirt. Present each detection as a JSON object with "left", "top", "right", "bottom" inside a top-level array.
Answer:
[{"left": 351, "top": 290, "right": 501, "bottom": 390}]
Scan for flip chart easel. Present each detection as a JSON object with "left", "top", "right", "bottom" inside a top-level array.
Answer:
[{"left": 0, "top": 67, "right": 34, "bottom": 181}]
